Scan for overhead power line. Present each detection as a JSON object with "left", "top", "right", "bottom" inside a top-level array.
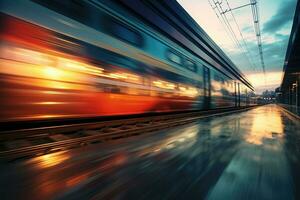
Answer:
[
  {"left": 224, "top": 0, "right": 258, "bottom": 71},
  {"left": 250, "top": 0, "right": 266, "bottom": 74},
  {"left": 208, "top": 0, "right": 267, "bottom": 75},
  {"left": 208, "top": 0, "right": 257, "bottom": 72},
  {"left": 208, "top": 0, "right": 240, "bottom": 52}
]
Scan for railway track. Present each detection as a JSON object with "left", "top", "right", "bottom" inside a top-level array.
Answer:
[{"left": 0, "top": 106, "right": 257, "bottom": 160}]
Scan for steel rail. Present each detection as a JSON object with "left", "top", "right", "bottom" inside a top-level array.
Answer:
[{"left": 0, "top": 106, "right": 258, "bottom": 160}]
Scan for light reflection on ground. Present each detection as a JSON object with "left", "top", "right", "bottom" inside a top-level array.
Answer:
[
  {"left": 247, "top": 106, "right": 283, "bottom": 145},
  {"left": 1, "top": 105, "right": 300, "bottom": 200}
]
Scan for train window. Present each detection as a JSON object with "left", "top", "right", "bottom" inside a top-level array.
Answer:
[
  {"left": 105, "top": 18, "right": 143, "bottom": 47},
  {"left": 166, "top": 50, "right": 182, "bottom": 65},
  {"left": 184, "top": 59, "right": 197, "bottom": 72}
]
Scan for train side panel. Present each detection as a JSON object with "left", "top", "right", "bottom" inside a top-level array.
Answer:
[{"left": 0, "top": 0, "right": 253, "bottom": 122}]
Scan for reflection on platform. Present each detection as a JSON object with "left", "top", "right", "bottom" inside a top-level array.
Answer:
[
  {"left": 247, "top": 106, "right": 283, "bottom": 145},
  {"left": 207, "top": 106, "right": 294, "bottom": 200},
  {"left": 0, "top": 105, "right": 299, "bottom": 200}
]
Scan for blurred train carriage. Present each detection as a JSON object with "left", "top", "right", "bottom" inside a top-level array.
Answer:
[{"left": 0, "top": 0, "right": 254, "bottom": 122}]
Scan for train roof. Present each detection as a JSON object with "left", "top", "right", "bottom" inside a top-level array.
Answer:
[{"left": 117, "top": 0, "right": 254, "bottom": 90}]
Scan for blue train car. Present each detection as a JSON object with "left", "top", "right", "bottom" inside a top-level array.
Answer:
[{"left": 0, "top": 0, "right": 254, "bottom": 122}]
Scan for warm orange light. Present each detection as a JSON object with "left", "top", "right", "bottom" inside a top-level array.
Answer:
[
  {"left": 43, "top": 67, "right": 61, "bottom": 79},
  {"left": 178, "top": 85, "right": 199, "bottom": 97},
  {"left": 106, "top": 72, "right": 140, "bottom": 83},
  {"left": 34, "top": 102, "right": 65, "bottom": 105},
  {"left": 1, "top": 43, "right": 200, "bottom": 97},
  {"left": 153, "top": 80, "right": 176, "bottom": 90},
  {"left": 29, "top": 151, "right": 70, "bottom": 168},
  {"left": 246, "top": 107, "right": 283, "bottom": 145}
]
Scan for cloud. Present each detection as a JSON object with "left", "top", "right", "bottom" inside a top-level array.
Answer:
[
  {"left": 178, "top": 0, "right": 295, "bottom": 93},
  {"left": 247, "top": 71, "right": 283, "bottom": 93},
  {"left": 262, "top": 35, "right": 290, "bottom": 70},
  {"left": 263, "top": 0, "right": 296, "bottom": 33},
  {"left": 274, "top": 33, "right": 288, "bottom": 39}
]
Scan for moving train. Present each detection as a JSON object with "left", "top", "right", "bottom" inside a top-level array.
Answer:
[{"left": 0, "top": 0, "right": 254, "bottom": 122}]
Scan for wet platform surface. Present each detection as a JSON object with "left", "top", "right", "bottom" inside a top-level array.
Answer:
[{"left": 1, "top": 104, "right": 300, "bottom": 200}]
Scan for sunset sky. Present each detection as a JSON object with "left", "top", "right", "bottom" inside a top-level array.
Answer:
[{"left": 178, "top": 0, "right": 297, "bottom": 94}]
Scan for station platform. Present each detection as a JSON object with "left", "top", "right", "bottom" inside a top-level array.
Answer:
[
  {"left": 279, "top": 104, "right": 300, "bottom": 118},
  {"left": 1, "top": 105, "right": 299, "bottom": 200}
]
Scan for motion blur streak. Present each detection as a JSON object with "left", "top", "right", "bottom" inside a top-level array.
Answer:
[
  {"left": 28, "top": 151, "right": 70, "bottom": 169},
  {"left": 0, "top": 0, "right": 254, "bottom": 122},
  {"left": 0, "top": 21, "right": 196, "bottom": 121},
  {"left": 1, "top": 105, "right": 299, "bottom": 199},
  {"left": 0, "top": 24, "right": 199, "bottom": 121}
]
